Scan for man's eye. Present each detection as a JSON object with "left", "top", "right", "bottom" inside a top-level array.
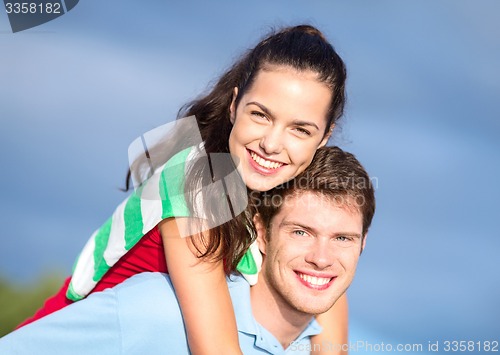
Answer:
[
  {"left": 336, "top": 235, "right": 348, "bottom": 242},
  {"left": 293, "top": 230, "right": 307, "bottom": 237}
]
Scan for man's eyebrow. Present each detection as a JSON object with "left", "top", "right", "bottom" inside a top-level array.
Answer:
[
  {"left": 246, "top": 101, "right": 320, "bottom": 131},
  {"left": 280, "top": 220, "right": 362, "bottom": 239},
  {"left": 279, "top": 220, "right": 317, "bottom": 234},
  {"left": 333, "top": 232, "right": 363, "bottom": 239}
]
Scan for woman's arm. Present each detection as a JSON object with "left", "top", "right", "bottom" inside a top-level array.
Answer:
[
  {"left": 160, "top": 218, "right": 242, "bottom": 355},
  {"left": 310, "top": 292, "right": 349, "bottom": 354}
]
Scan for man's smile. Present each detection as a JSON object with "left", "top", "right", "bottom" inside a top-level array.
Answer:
[{"left": 295, "top": 271, "right": 336, "bottom": 290}]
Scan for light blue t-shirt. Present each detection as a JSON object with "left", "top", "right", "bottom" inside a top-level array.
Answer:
[{"left": 0, "top": 273, "right": 321, "bottom": 354}]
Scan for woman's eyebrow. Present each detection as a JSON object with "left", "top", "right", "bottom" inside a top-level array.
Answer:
[
  {"left": 292, "top": 120, "right": 320, "bottom": 131},
  {"left": 246, "top": 101, "right": 274, "bottom": 118},
  {"left": 246, "top": 101, "right": 320, "bottom": 130}
]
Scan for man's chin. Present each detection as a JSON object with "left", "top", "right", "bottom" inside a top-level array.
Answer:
[{"left": 290, "top": 297, "right": 338, "bottom": 316}]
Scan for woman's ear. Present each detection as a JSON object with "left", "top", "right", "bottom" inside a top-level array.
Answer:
[
  {"left": 229, "top": 87, "right": 238, "bottom": 124},
  {"left": 319, "top": 124, "right": 334, "bottom": 148},
  {"left": 253, "top": 213, "right": 267, "bottom": 255}
]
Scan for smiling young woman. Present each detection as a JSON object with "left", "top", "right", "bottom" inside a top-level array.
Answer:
[{"left": 229, "top": 67, "right": 333, "bottom": 192}]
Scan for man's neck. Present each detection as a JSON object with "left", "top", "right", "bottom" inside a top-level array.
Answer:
[{"left": 250, "top": 279, "right": 314, "bottom": 349}]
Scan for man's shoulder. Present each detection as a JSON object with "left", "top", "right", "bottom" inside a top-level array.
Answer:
[
  {"left": 227, "top": 274, "right": 249, "bottom": 289},
  {"left": 114, "top": 272, "right": 244, "bottom": 296},
  {"left": 113, "top": 272, "right": 172, "bottom": 293},
  {"left": 112, "top": 273, "right": 182, "bottom": 321}
]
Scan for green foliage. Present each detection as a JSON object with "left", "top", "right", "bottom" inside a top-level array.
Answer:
[{"left": 0, "top": 273, "right": 64, "bottom": 338}]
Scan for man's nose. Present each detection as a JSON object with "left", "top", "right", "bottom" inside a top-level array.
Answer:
[
  {"left": 259, "top": 126, "right": 284, "bottom": 155},
  {"left": 304, "top": 239, "right": 336, "bottom": 269}
]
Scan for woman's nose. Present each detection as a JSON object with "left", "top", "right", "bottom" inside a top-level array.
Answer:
[{"left": 259, "top": 126, "right": 284, "bottom": 155}]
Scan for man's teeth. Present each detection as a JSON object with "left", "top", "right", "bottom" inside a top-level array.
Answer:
[
  {"left": 298, "top": 273, "right": 331, "bottom": 286},
  {"left": 250, "top": 152, "right": 283, "bottom": 169}
]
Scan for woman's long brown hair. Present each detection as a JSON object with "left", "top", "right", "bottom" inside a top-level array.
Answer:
[{"left": 126, "top": 25, "right": 347, "bottom": 273}]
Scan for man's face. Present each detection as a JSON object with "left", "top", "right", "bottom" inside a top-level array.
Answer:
[{"left": 256, "top": 192, "right": 365, "bottom": 316}]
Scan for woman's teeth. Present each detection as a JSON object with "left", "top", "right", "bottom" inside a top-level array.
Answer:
[{"left": 250, "top": 152, "right": 284, "bottom": 169}]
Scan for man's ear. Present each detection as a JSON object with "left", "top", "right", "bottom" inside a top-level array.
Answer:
[
  {"left": 229, "top": 87, "right": 238, "bottom": 124},
  {"left": 360, "top": 233, "right": 368, "bottom": 255},
  {"left": 253, "top": 213, "right": 267, "bottom": 255},
  {"left": 319, "top": 124, "right": 334, "bottom": 148}
]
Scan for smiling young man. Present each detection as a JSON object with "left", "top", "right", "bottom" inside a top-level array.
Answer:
[
  {"left": 0, "top": 146, "right": 375, "bottom": 354},
  {"left": 249, "top": 146, "right": 375, "bottom": 350}
]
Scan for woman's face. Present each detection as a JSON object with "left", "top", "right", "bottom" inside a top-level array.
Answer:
[{"left": 229, "top": 67, "right": 332, "bottom": 192}]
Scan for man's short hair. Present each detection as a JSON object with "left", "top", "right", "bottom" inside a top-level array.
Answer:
[{"left": 254, "top": 146, "right": 376, "bottom": 239}]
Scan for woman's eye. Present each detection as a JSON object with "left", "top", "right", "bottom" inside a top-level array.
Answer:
[
  {"left": 251, "top": 111, "right": 267, "bottom": 120},
  {"left": 294, "top": 127, "right": 311, "bottom": 136}
]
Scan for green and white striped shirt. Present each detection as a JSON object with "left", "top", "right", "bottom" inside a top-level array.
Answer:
[{"left": 67, "top": 146, "right": 261, "bottom": 301}]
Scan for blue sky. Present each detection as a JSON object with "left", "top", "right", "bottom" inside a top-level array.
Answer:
[{"left": 1, "top": 1, "right": 499, "bottom": 352}]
